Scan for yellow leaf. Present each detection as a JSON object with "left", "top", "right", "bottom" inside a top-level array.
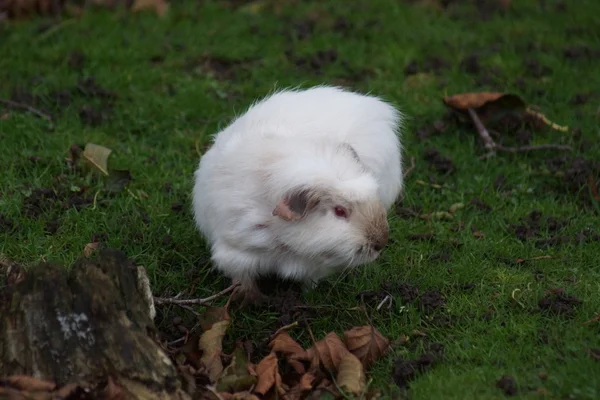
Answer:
[
  {"left": 198, "top": 307, "right": 231, "bottom": 382},
  {"left": 336, "top": 352, "right": 366, "bottom": 395},
  {"left": 82, "top": 143, "right": 112, "bottom": 176}
]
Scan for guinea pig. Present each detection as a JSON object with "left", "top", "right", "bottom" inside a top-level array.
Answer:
[{"left": 192, "top": 85, "right": 404, "bottom": 304}]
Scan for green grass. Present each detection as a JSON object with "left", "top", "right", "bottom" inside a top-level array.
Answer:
[{"left": 1, "top": 0, "right": 600, "bottom": 398}]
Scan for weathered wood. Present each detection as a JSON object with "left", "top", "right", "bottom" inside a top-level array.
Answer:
[{"left": 0, "top": 249, "right": 191, "bottom": 399}]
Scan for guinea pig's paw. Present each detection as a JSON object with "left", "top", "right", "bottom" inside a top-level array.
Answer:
[{"left": 232, "top": 278, "right": 269, "bottom": 308}]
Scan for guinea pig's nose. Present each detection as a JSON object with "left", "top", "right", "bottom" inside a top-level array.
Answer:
[{"left": 373, "top": 232, "right": 389, "bottom": 252}]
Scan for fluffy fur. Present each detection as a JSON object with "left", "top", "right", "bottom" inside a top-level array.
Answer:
[{"left": 192, "top": 86, "right": 404, "bottom": 299}]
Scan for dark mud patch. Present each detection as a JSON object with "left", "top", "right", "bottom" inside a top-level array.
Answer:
[
  {"left": 67, "top": 50, "right": 86, "bottom": 71},
  {"left": 460, "top": 54, "right": 481, "bottom": 75},
  {"left": 380, "top": 281, "right": 445, "bottom": 314},
  {"left": 523, "top": 59, "right": 552, "bottom": 78},
  {"left": 414, "top": 116, "right": 452, "bottom": 141},
  {"left": 407, "top": 233, "right": 436, "bottom": 242},
  {"left": 6, "top": 76, "right": 117, "bottom": 125},
  {"left": 510, "top": 210, "right": 568, "bottom": 240},
  {"left": 469, "top": 197, "right": 492, "bottom": 213},
  {"left": 511, "top": 210, "right": 598, "bottom": 248},
  {"left": 0, "top": 214, "right": 15, "bottom": 233},
  {"left": 423, "top": 148, "right": 456, "bottom": 174},
  {"left": 393, "top": 343, "right": 444, "bottom": 389},
  {"left": 538, "top": 289, "right": 582, "bottom": 318},
  {"left": 545, "top": 156, "right": 600, "bottom": 202},
  {"left": 21, "top": 185, "right": 94, "bottom": 219},
  {"left": 404, "top": 56, "right": 450, "bottom": 76},
  {"left": 496, "top": 375, "right": 518, "bottom": 396},
  {"left": 186, "top": 54, "right": 257, "bottom": 81},
  {"left": 395, "top": 204, "right": 422, "bottom": 219},
  {"left": 287, "top": 48, "right": 339, "bottom": 75}
]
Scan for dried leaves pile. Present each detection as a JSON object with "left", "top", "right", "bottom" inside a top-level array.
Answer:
[{"left": 172, "top": 302, "right": 391, "bottom": 399}]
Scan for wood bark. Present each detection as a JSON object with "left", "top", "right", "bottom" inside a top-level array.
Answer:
[{"left": 0, "top": 249, "right": 191, "bottom": 399}]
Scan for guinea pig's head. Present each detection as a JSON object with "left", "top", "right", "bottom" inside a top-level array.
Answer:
[{"left": 271, "top": 176, "right": 389, "bottom": 269}]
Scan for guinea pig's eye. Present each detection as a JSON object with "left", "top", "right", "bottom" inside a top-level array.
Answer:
[{"left": 333, "top": 206, "right": 348, "bottom": 219}]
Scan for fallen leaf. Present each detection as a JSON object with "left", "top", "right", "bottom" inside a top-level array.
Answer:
[
  {"left": 443, "top": 92, "right": 521, "bottom": 111},
  {"left": 82, "top": 143, "right": 112, "bottom": 176},
  {"left": 269, "top": 331, "right": 307, "bottom": 357},
  {"left": 83, "top": 242, "right": 100, "bottom": 257},
  {"left": 472, "top": 231, "right": 486, "bottom": 239},
  {"left": 254, "top": 352, "right": 286, "bottom": 396},
  {"left": 336, "top": 352, "right": 366, "bottom": 395},
  {"left": 294, "top": 332, "right": 348, "bottom": 372},
  {"left": 343, "top": 326, "right": 390, "bottom": 369},
  {"left": 131, "top": 0, "right": 169, "bottom": 17},
  {"left": 285, "top": 372, "right": 316, "bottom": 399},
  {"left": 216, "top": 345, "right": 257, "bottom": 393},
  {"left": 449, "top": 202, "right": 465, "bottom": 215},
  {"left": 104, "top": 169, "right": 133, "bottom": 193},
  {"left": 199, "top": 306, "right": 231, "bottom": 382},
  {"left": 102, "top": 376, "right": 125, "bottom": 400},
  {"left": 2, "top": 375, "right": 56, "bottom": 391}
]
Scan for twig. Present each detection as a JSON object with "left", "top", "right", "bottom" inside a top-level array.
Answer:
[
  {"left": 468, "top": 107, "right": 572, "bottom": 157},
  {"left": 153, "top": 283, "right": 240, "bottom": 306},
  {"left": 403, "top": 156, "right": 416, "bottom": 179},
  {"left": 0, "top": 98, "right": 52, "bottom": 122},
  {"left": 498, "top": 144, "right": 572, "bottom": 153},
  {"left": 515, "top": 255, "right": 553, "bottom": 264},
  {"left": 582, "top": 313, "right": 600, "bottom": 325},
  {"left": 467, "top": 108, "right": 497, "bottom": 152},
  {"left": 376, "top": 295, "right": 393, "bottom": 311}
]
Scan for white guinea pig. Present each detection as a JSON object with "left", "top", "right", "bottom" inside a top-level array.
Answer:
[{"left": 192, "top": 86, "right": 404, "bottom": 303}]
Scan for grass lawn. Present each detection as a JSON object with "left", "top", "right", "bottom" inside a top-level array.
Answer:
[{"left": 1, "top": 0, "right": 600, "bottom": 398}]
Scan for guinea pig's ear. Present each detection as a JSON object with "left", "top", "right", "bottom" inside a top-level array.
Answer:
[{"left": 272, "top": 187, "right": 322, "bottom": 221}]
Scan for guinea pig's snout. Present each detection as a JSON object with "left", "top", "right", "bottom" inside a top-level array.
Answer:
[{"left": 371, "top": 230, "right": 389, "bottom": 252}]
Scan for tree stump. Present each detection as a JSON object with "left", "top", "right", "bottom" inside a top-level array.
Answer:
[{"left": 0, "top": 249, "right": 190, "bottom": 399}]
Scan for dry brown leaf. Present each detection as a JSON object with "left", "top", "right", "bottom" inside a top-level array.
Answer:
[
  {"left": 222, "top": 391, "right": 261, "bottom": 400},
  {"left": 284, "top": 372, "right": 316, "bottom": 400},
  {"left": 343, "top": 326, "right": 390, "bottom": 369},
  {"left": 295, "top": 332, "right": 348, "bottom": 372},
  {"left": 83, "top": 242, "right": 100, "bottom": 257},
  {"left": 269, "top": 331, "right": 307, "bottom": 357},
  {"left": 254, "top": 352, "right": 286, "bottom": 396},
  {"left": 82, "top": 143, "right": 112, "bottom": 176},
  {"left": 443, "top": 92, "right": 516, "bottom": 111},
  {"left": 2, "top": 375, "right": 56, "bottom": 391},
  {"left": 102, "top": 376, "right": 125, "bottom": 400},
  {"left": 336, "top": 352, "right": 366, "bottom": 395},
  {"left": 199, "top": 307, "right": 231, "bottom": 382},
  {"left": 131, "top": 0, "right": 169, "bottom": 16},
  {"left": 53, "top": 383, "right": 81, "bottom": 398}
]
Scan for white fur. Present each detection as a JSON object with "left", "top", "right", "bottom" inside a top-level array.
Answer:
[{"left": 192, "top": 86, "right": 404, "bottom": 286}]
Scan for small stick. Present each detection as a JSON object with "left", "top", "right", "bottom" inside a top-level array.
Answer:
[
  {"left": 498, "top": 144, "right": 572, "bottom": 153},
  {"left": 153, "top": 283, "right": 240, "bottom": 306},
  {"left": 467, "top": 108, "right": 497, "bottom": 151},
  {"left": 403, "top": 156, "right": 416, "bottom": 179},
  {"left": 0, "top": 99, "right": 52, "bottom": 122},
  {"left": 468, "top": 107, "right": 572, "bottom": 156}
]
